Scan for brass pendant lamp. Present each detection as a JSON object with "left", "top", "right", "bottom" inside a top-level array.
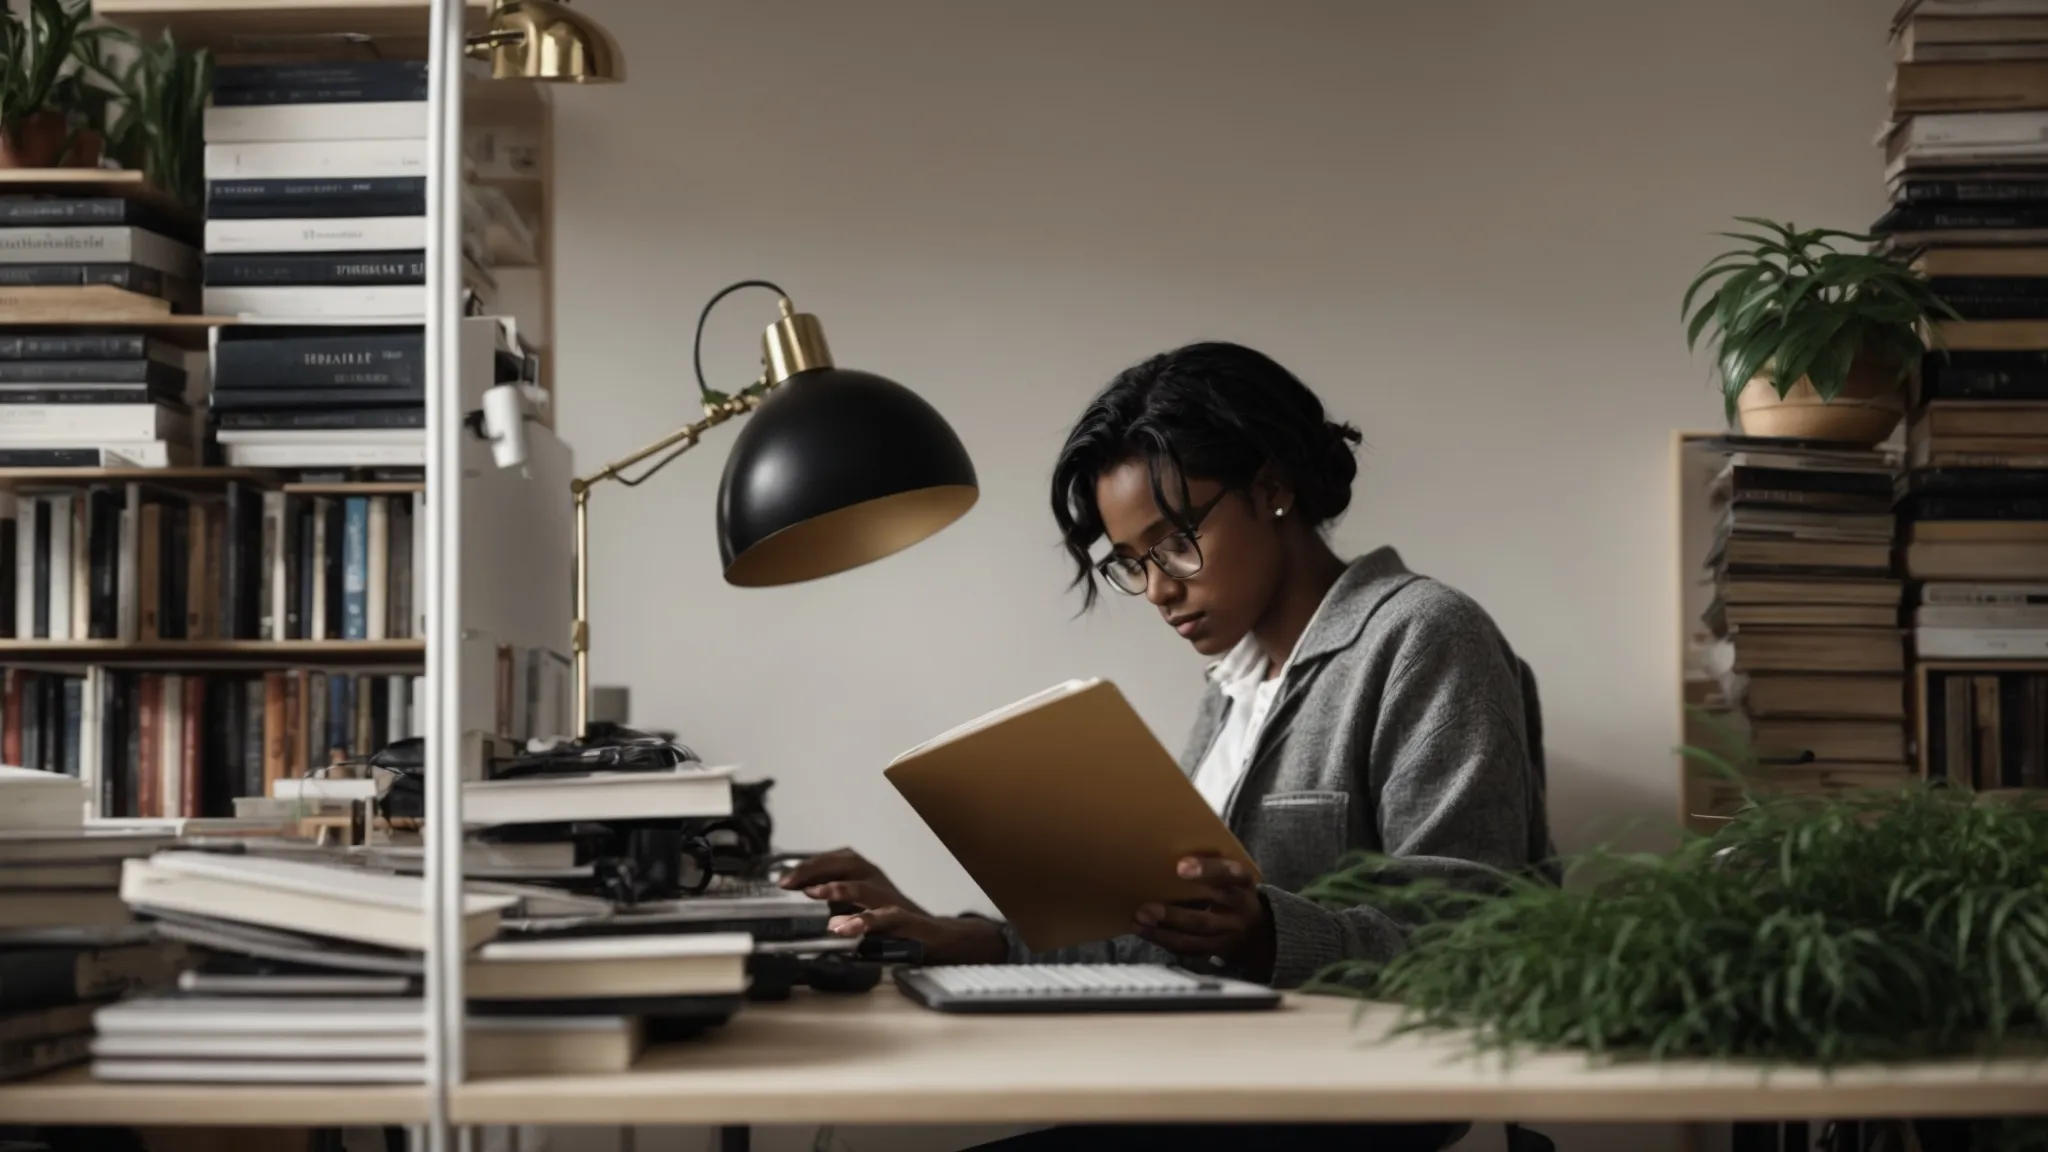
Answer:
[{"left": 467, "top": 0, "right": 624, "bottom": 83}]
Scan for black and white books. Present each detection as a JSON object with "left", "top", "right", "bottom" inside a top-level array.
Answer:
[{"left": 119, "top": 851, "right": 517, "bottom": 952}]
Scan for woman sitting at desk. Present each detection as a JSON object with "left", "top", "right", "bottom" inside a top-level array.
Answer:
[{"left": 783, "top": 338, "right": 1555, "bottom": 988}]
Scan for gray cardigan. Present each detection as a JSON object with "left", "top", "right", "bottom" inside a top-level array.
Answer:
[{"left": 998, "top": 546, "right": 1557, "bottom": 989}]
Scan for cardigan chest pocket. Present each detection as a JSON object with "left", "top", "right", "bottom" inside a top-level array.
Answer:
[{"left": 1247, "top": 791, "right": 1351, "bottom": 893}]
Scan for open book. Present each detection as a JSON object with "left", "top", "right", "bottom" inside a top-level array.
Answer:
[{"left": 884, "top": 678, "right": 1259, "bottom": 952}]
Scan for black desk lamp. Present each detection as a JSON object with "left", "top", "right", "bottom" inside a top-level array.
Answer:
[{"left": 567, "top": 281, "right": 978, "bottom": 735}]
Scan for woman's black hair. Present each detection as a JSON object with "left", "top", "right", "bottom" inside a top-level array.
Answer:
[{"left": 1050, "top": 341, "right": 1362, "bottom": 608}]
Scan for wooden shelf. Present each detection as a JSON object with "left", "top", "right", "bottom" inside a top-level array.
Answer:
[
  {"left": 92, "top": 0, "right": 493, "bottom": 57},
  {"left": 0, "top": 286, "right": 226, "bottom": 329},
  {"left": 0, "top": 640, "right": 424, "bottom": 664},
  {"left": 0, "top": 169, "right": 194, "bottom": 222},
  {"left": 0, "top": 467, "right": 273, "bottom": 490},
  {"left": 283, "top": 481, "right": 425, "bottom": 495},
  {"left": 0, "top": 1065, "right": 426, "bottom": 1126}
]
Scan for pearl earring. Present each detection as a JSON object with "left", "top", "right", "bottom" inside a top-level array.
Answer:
[{"left": 1275, "top": 507, "right": 1286, "bottom": 519}]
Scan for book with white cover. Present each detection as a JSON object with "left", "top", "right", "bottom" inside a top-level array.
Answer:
[
  {"left": 0, "top": 827, "right": 173, "bottom": 863},
  {"left": 205, "top": 216, "right": 425, "bottom": 254},
  {"left": 0, "top": 767, "right": 87, "bottom": 832},
  {"left": 96, "top": 995, "right": 422, "bottom": 1037},
  {"left": 204, "top": 140, "right": 427, "bottom": 181},
  {"left": 467, "top": 931, "right": 751, "bottom": 1000},
  {"left": 203, "top": 102, "right": 428, "bottom": 143},
  {"left": 93, "top": 1058, "right": 424, "bottom": 1083},
  {"left": 462, "top": 766, "right": 734, "bottom": 827},
  {"left": 119, "top": 851, "right": 515, "bottom": 951}
]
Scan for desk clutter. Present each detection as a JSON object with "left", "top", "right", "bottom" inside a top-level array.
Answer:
[{"left": 0, "top": 718, "right": 895, "bottom": 1087}]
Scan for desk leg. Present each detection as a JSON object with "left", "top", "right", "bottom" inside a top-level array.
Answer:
[{"left": 717, "top": 1126, "right": 749, "bottom": 1152}]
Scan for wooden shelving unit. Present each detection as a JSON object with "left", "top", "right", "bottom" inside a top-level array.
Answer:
[
  {"left": 0, "top": 640, "right": 425, "bottom": 664},
  {"left": 92, "top": 0, "right": 493, "bottom": 56},
  {"left": 0, "top": 467, "right": 272, "bottom": 490},
  {"left": 0, "top": 169, "right": 195, "bottom": 221}
]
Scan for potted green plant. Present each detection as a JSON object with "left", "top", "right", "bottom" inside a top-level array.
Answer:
[
  {"left": 1302, "top": 744, "right": 2048, "bottom": 1151},
  {"left": 1680, "top": 217, "right": 1956, "bottom": 445},
  {"left": 0, "top": 0, "right": 109, "bottom": 169},
  {"left": 78, "top": 27, "right": 212, "bottom": 211}
]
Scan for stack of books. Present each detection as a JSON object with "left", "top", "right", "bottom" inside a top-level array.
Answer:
[
  {"left": 1878, "top": 1, "right": 2048, "bottom": 791},
  {"left": 0, "top": 768, "right": 185, "bottom": 1082},
  {"left": 0, "top": 326, "right": 198, "bottom": 472},
  {"left": 201, "top": 61, "right": 458, "bottom": 469},
  {"left": 1696, "top": 440, "right": 1910, "bottom": 807},
  {"left": 100, "top": 849, "right": 747, "bottom": 1080}
]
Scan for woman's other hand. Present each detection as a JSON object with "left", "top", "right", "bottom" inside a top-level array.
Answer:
[{"left": 1133, "top": 854, "right": 1274, "bottom": 976}]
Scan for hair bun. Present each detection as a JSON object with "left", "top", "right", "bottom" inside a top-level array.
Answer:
[{"left": 1305, "top": 420, "right": 1362, "bottom": 520}]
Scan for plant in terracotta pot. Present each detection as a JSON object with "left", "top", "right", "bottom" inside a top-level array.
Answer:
[
  {"left": 0, "top": 0, "right": 110, "bottom": 169},
  {"left": 1680, "top": 217, "right": 1957, "bottom": 446}
]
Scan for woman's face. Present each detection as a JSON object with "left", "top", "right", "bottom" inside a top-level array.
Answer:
[{"left": 1093, "top": 458, "right": 1287, "bottom": 657}]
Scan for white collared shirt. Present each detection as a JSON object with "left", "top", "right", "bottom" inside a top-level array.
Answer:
[{"left": 1189, "top": 586, "right": 1340, "bottom": 817}]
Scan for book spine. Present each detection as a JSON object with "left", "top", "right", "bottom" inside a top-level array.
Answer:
[
  {"left": 203, "top": 216, "right": 425, "bottom": 254},
  {"left": 0, "top": 508, "right": 13, "bottom": 640},
  {"left": 0, "top": 228, "right": 195, "bottom": 279},
  {"left": 0, "top": 199, "right": 148, "bottom": 225},
  {"left": 160, "top": 675, "right": 183, "bottom": 818},
  {"left": 13, "top": 514, "right": 33, "bottom": 640},
  {"left": 0, "top": 405, "right": 186, "bottom": 442},
  {"left": 98, "top": 669, "right": 121, "bottom": 816},
  {"left": 213, "top": 61, "right": 428, "bottom": 88},
  {"left": 0, "top": 387, "right": 176, "bottom": 407},
  {"left": 343, "top": 496, "right": 369, "bottom": 641},
  {"left": 387, "top": 498, "right": 411, "bottom": 641},
  {"left": 160, "top": 503, "right": 187, "bottom": 642},
  {"left": 0, "top": 333, "right": 150, "bottom": 360},
  {"left": 0, "top": 264, "right": 168, "bottom": 296},
  {"left": 203, "top": 139, "right": 428, "bottom": 181},
  {"left": 0, "top": 359, "right": 183, "bottom": 386},
  {"left": 221, "top": 484, "right": 244, "bottom": 640},
  {"left": 262, "top": 671, "right": 285, "bottom": 797},
  {"left": 87, "top": 489, "right": 119, "bottom": 639},
  {"left": 46, "top": 494, "right": 71, "bottom": 642},
  {"left": 239, "top": 676, "right": 264, "bottom": 801},
  {"left": 366, "top": 497, "right": 389, "bottom": 643},
  {"left": 215, "top": 407, "right": 424, "bottom": 430},
  {"left": 180, "top": 676, "right": 204, "bottom": 818},
  {"left": 212, "top": 330, "right": 424, "bottom": 391},
  {"left": 137, "top": 502, "right": 161, "bottom": 642},
  {"left": 203, "top": 250, "right": 425, "bottom": 286},
  {"left": 137, "top": 674, "right": 160, "bottom": 819},
  {"left": 60, "top": 677, "right": 81, "bottom": 780},
  {"left": 202, "top": 101, "right": 430, "bottom": 144},
  {"left": 1901, "top": 181, "right": 2048, "bottom": 204},
  {"left": 328, "top": 671, "right": 350, "bottom": 759},
  {"left": 209, "top": 79, "right": 430, "bottom": 106},
  {"left": 32, "top": 499, "right": 49, "bottom": 639},
  {"left": 202, "top": 284, "right": 425, "bottom": 320},
  {"left": 260, "top": 492, "right": 283, "bottom": 641},
  {"left": 323, "top": 501, "right": 344, "bottom": 644}
]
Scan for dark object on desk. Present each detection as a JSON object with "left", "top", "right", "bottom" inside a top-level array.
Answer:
[
  {"left": 743, "top": 936, "right": 920, "bottom": 1001},
  {"left": 894, "top": 964, "right": 1281, "bottom": 1014}
]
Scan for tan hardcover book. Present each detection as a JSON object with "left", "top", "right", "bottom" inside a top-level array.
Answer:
[
  {"left": 70, "top": 495, "right": 88, "bottom": 639},
  {"left": 1914, "top": 246, "right": 2048, "bottom": 277},
  {"left": 883, "top": 678, "right": 1259, "bottom": 952},
  {"left": 1894, "top": 60, "right": 2048, "bottom": 112},
  {"left": 1916, "top": 400, "right": 2048, "bottom": 438},
  {"left": 184, "top": 501, "right": 208, "bottom": 641},
  {"left": 261, "top": 672, "right": 286, "bottom": 797}
]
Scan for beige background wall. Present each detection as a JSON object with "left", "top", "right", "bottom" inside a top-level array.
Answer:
[{"left": 546, "top": 1, "right": 1893, "bottom": 1148}]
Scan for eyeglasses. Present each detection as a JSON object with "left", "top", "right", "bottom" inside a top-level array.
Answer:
[{"left": 1096, "top": 490, "right": 1229, "bottom": 596}]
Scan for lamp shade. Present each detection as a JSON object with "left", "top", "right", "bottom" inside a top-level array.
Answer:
[
  {"left": 716, "top": 367, "right": 978, "bottom": 588},
  {"left": 477, "top": 0, "right": 623, "bottom": 83}
]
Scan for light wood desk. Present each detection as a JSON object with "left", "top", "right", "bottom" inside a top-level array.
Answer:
[
  {"left": 2, "top": 991, "right": 2043, "bottom": 1133},
  {"left": 454, "top": 991, "right": 2048, "bottom": 1128}
]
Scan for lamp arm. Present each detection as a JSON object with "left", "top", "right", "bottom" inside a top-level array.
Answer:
[{"left": 568, "top": 386, "right": 768, "bottom": 739}]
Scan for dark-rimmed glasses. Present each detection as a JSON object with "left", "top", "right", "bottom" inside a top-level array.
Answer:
[{"left": 1096, "top": 490, "right": 1229, "bottom": 596}]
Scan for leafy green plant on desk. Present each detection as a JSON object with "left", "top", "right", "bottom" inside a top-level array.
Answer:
[{"left": 1302, "top": 743, "right": 2048, "bottom": 1151}]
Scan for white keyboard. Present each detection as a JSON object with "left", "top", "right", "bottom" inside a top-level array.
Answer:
[{"left": 893, "top": 963, "right": 1281, "bottom": 1014}]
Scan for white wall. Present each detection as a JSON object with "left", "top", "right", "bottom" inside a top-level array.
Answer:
[{"left": 548, "top": 1, "right": 1891, "bottom": 1148}]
